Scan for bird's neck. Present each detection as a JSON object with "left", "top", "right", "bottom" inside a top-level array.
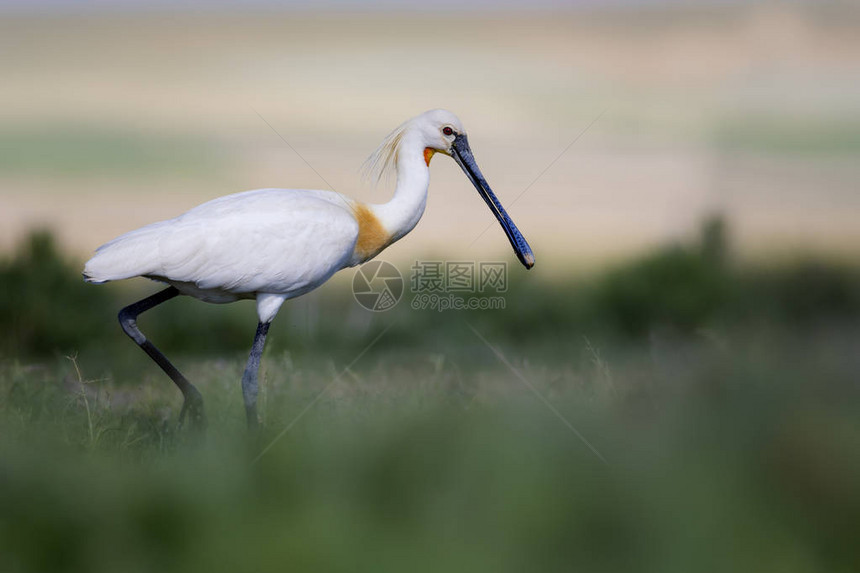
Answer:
[{"left": 371, "top": 131, "right": 430, "bottom": 243}]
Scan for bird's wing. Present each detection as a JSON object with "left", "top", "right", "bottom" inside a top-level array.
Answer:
[{"left": 84, "top": 189, "right": 360, "bottom": 297}]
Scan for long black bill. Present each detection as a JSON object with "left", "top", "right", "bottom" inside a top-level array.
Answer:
[{"left": 451, "top": 134, "right": 535, "bottom": 269}]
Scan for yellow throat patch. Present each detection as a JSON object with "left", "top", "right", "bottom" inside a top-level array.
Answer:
[{"left": 352, "top": 203, "right": 391, "bottom": 261}]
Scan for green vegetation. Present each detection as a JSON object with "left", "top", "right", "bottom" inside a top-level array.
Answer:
[
  {"left": 0, "top": 125, "right": 221, "bottom": 177},
  {"left": 1, "top": 219, "right": 859, "bottom": 572},
  {"left": 713, "top": 114, "right": 860, "bottom": 155}
]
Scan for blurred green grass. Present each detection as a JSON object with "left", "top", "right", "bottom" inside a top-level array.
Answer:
[{"left": 1, "top": 219, "right": 860, "bottom": 572}]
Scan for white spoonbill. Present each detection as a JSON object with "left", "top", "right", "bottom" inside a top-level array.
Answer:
[{"left": 84, "top": 109, "right": 535, "bottom": 429}]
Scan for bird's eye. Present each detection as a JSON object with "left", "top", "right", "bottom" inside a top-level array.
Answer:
[{"left": 442, "top": 126, "right": 454, "bottom": 136}]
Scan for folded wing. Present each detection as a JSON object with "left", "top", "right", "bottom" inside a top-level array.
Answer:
[{"left": 84, "top": 189, "right": 360, "bottom": 299}]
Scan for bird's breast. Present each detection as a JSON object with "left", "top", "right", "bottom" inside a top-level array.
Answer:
[{"left": 351, "top": 203, "right": 392, "bottom": 263}]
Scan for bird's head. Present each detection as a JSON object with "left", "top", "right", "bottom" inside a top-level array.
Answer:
[
  {"left": 408, "top": 108, "right": 465, "bottom": 156},
  {"left": 415, "top": 109, "right": 535, "bottom": 270},
  {"left": 365, "top": 109, "right": 535, "bottom": 270}
]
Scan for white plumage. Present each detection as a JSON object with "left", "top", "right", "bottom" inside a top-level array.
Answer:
[
  {"left": 83, "top": 109, "right": 534, "bottom": 429},
  {"left": 85, "top": 188, "right": 359, "bottom": 321}
]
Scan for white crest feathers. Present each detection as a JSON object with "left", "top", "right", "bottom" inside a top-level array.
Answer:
[{"left": 361, "top": 118, "right": 410, "bottom": 186}]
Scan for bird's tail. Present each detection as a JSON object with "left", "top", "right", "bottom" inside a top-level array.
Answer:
[
  {"left": 82, "top": 221, "right": 168, "bottom": 284},
  {"left": 81, "top": 269, "right": 107, "bottom": 284},
  {"left": 83, "top": 249, "right": 129, "bottom": 284}
]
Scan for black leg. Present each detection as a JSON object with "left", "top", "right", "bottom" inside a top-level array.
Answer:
[
  {"left": 241, "top": 321, "right": 271, "bottom": 430},
  {"left": 118, "top": 286, "right": 206, "bottom": 430}
]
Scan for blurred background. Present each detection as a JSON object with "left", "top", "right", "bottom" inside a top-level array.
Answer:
[
  {"left": 2, "top": 1, "right": 860, "bottom": 572},
  {"left": 3, "top": 0, "right": 859, "bottom": 264}
]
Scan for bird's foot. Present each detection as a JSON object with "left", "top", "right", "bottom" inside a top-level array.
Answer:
[{"left": 178, "top": 389, "right": 207, "bottom": 433}]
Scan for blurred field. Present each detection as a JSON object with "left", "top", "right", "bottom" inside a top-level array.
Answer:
[
  {"left": 2, "top": 4, "right": 860, "bottom": 266},
  {"left": 3, "top": 3, "right": 860, "bottom": 572},
  {"left": 2, "top": 218, "right": 860, "bottom": 571}
]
